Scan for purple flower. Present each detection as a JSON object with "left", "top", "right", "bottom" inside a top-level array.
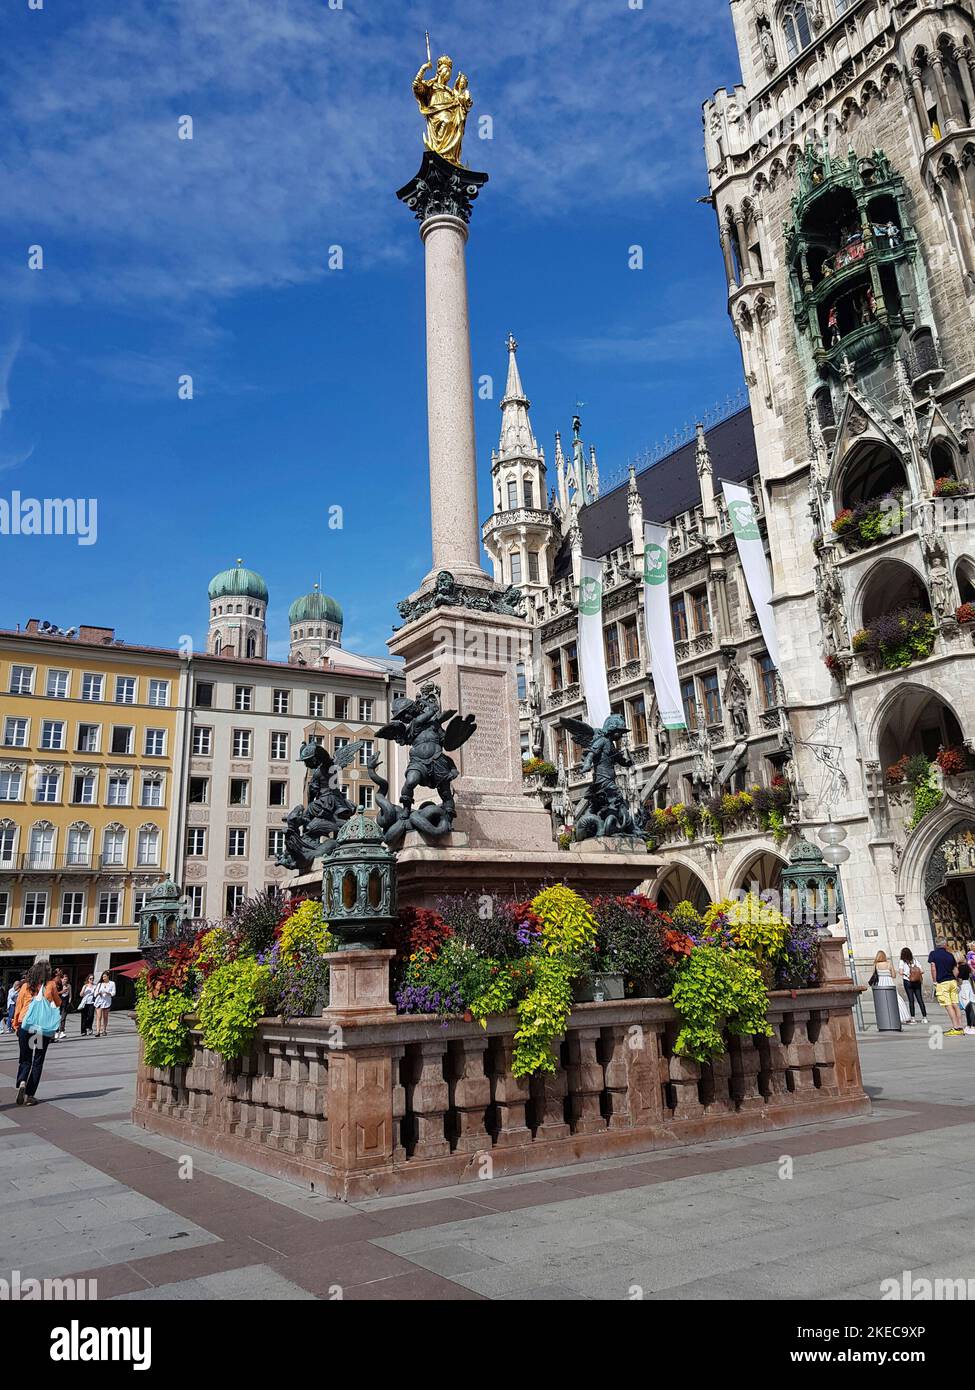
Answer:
[{"left": 516, "top": 922, "right": 540, "bottom": 948}]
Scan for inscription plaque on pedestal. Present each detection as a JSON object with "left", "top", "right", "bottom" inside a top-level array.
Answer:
[{"left": 459, "top": 668, "right": 513, "bottom": 785}]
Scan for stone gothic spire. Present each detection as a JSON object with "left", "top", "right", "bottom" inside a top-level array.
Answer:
[{"left": 497, "top": 333, "right": 539, "bottom": 460}]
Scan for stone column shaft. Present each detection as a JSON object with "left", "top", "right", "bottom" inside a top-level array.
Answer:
[{"left": 420, "top": 214, "right": 485, "bottom": 584}]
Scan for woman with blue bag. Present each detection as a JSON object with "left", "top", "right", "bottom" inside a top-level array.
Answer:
[{"left": 12, "top": 962, "right": 61, "bottom": 1106}]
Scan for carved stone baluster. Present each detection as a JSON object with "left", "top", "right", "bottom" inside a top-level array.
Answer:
[
  {"left": 488, "top": 1034, "right": 532, "bottom": 1148},
  {"left": 783, "top": 1010, "right": 818, "bottom": 1094},
  {"left": 601, "top": 1025, "right": 635, "bottom": 1130},
  {"left": 447, "top": 1036, "right": 492, "bottom": 1154},
  {"left": 760, "top": 1017, "right": 794, "bottom": 1104},
  {"left": 668, "top": 1054, "right": 704, "bottom": 1120},
  {"left": 729, "top": 1034, "right": 765, "bottom": 1112},
  {"left": 409, "top": 1038, "right": 451, "bottom": 1160},
  {"left": 391, "top": 1044, "right": 408, "bottom": 1164},
  {"left": 530, "top": 1065, "right": 570, "bottom": 1141},
  {"left": 807, "top": 1010, "right": 838, "bottom": 1094},
  {"left": 566, "top": 1026, "right": 607, "bottom": 1135}
]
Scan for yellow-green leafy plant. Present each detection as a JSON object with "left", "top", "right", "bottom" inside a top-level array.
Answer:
[
  {"left": 705, "top": 892, "right": 789, "bottom": 963},
  {"left": 279, "top": 899, "right": 334, "bottom": 961},
  {"left": 670, "top": 900, "right": 703, "bottom": 934},
  {"left": 530, "top": 885, "right": 598, "bottom": 960},
  {"left": 135, "top": 975, "right": 193, "bottom": 1068},
  {"left": 671, "top": 945, "right": 772, "bottom": 1062},
  {"left": 197, "top": 957, "right": 273, "bottom": 1061},
  {"left": 510, "top": 955, "right": 575, "bottom": 1077}
]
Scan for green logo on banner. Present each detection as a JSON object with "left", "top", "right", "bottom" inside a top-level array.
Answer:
[
  {"left": 729, "top": 499, "right": 760, "bottom": 540},
  {"left": 579, "top": 576, "right": 602, "bottom": 615},
  {"left": 643, "top": 543, "right": 668, "bottom": 585}
]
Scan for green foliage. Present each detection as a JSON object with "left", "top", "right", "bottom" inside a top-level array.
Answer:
[
  {"left": 279, "top": 899, "right": 333, "bottom": 961},
  {"left": 510, "top": 956, "right": 574, "bottom": 1078},
  {"left": 226, "top": 891, "right": 282, "bottom": 957},
  {"left": 670, "top": 900, "right": 703, "bottom": 933},
  {"left": 909, "top": 765, "right": 943, "bottom": 829},
  {"left": 591, "top": 896, "right": 676, "bottom": 998},
  {"left": 671, "top": 946, "right": 772, "bottom": 1063},
  {"left": 705, "top": 893, "right": 789, "bottom": 962},
  {"left": 468, "top": 965, "right": 521, "bottom": 1024},
  {"left": 197, "top": 957, "right": 273, "bottom": 1061},
  {"left": 135, "top": 976, "right": 193, "bottom": 1068},
  {"left": 531, "top": 885, "right": 598, "bottom": 960}
]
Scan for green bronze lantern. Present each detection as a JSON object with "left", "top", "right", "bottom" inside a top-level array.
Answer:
[
  {"left": 781, "top": 838, "right": 844, "bottom": 930},
  {"left": 323, "top": 812, "right": 398, "bottom": 950},
  {"left": 138, "top": 879, "right": 185, "bottom": 948}
]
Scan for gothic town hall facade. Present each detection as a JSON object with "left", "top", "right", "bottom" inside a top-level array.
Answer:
[{"left": 485, "top": 0, "right": 975, "bottom": 965}]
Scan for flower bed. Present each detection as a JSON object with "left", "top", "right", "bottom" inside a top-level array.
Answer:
[
  {"left": 647, "top": 781, "right": 792, "bottom": 848},
  {"left": 852, "top": 606, "right": 935, "bottom": 670},
  {"left": 831, "top": 493, "right": 905, "bottom": 551}
]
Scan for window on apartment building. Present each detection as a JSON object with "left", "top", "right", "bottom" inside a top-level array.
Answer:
[
  {"left": 114, "top": 676, "right": 136, "bottom": 704},
  {"left": 228, "top": 829, "right": 248, "bottom": 857},
  {"left": 9, "top": 665, "right": 34, "bottom": 695},
  {"left": 358, "top": 740, "right": 374, "bottom": 767},
  {"left": 66, "top": 825, "right": 92, "bottom": 865},
  {"left": 28, "top": 825, "right": 55, "bottom": 868},
  {"left": 137, "top": 827, "right": 160, "bottom": 866},
  {"left": 758, "top": 654, "right": 778, "bottom": 711},
  {"left": 267, "top": 829, "right": 286, "bottom": 859},
  {"left": 357, "top": 784, "right": 375, "bottom": 810},
  {"left": 72, "top": 773, "right": 96, "bottom": 805},
  {"left": 61, "top": 892, "right": 85, "bottom": 927},
  {"left": 272, "top": 689, "right": 290, "bottom": 714},
  {"left": 23, "top": 892, "right": 48, "bottom": 927},
  {"left": 691, "top": 588, "right": 711, "bottom": 635},
  {"left": 107, "top": 774, "right": 131, "bottom": 807},
  {"left": 270, "top": 732, "right": 289, "bottom": 761},
  {"left": 185, "top": 886, "right": 204, "bottom": 919},
  {"left": 0, "top": 891, "right": 9, "bottom": 928},
  {"left": 0, "top": 770, "right": 23, "bottom": 802},
  {"left": 81, "top": 673, "right": 104, "bottom": 701},
  {"left": 144, "top": 728, "right": 166, "bottom": 757},
  {"left": 97, "top": 892, "right": 121, "bottom": 926},
  {"left": 358, "top": 698, "right": 374, "bottom": 723},
  {"left": 77, "top": 723, "right": 99, "bottom": 753},
  {"left": 195, "top": 682, "right": 213, "bottom": 708},
  {"left": 141, "top": 776, "right": 163, "bottom": 807},
  {"left": 334, "top": 696, "right": 350, "bottom": 721},
  {"left": 225, "top": 884, "right": 246, "bottom": 915},
  {"left": 192, "top": 726, "right": 212, "bottom": 756},
  {"left": 334, "top": 736, "right": 350, "bottom": 756},
  {"left": 188, "top": 777, "right": 208, "bottom": 805},
  {"left": 102, "top": 827, "right": 126, "bottom": 866},
  {"left": 309, "top": 693, "right": 327, "bottom": 718},
  {"left": 621, "top": 618, "right": 640, "bottom": 663},
  {"left": 0, "top": 826, "right": 14, "bottom": 866},
  {"left": 232, "top": 729, "right": 252, "bottom": 758},
  {"left": 40, "top": 720, "right": 65, "bottom": 751},
  {"left": 630, "top": 695, "right": 648, "bottom": 747},
  {"left": 268, "top": 780, "right": 288, "bottom": 807},
  {"left": 110, "top": 726, "right": 134, "bottom": 755},
  {"left": 671, "top": 594, "right": 689, "bottom": 643},
  {"left": 604, "top": 623, "right": 620, "bottom": 670},
  {"left": 233, "top": 685, "right": 253, "bottom": 711},
  {"left": 186, "top": 828, "right": 207, "bottom": 857},
  {"left": 46, "top": 669, "right": 69, "bottom": 698},
  {"left": 229, "top": 778, "right": 249, "bottom": 807},
  {"left": 34, "top": 771, "right": 61, "bottom": 804},
  {"left": 701, "top": 670, "right": 722, "bottom": 726},
  {"left": 3, "top": 718, "right": 27, "bottom": 748},
  {"left": 148, "top": 679, "right": 170, "bottom": 707}
]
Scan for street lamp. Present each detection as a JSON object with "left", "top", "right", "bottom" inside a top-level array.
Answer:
[{"left": 818, "top": 821, "right": 863, "bottom": 1027}]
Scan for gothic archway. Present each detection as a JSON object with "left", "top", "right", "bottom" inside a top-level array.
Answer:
[
  {"left": 924, "top": 820, "right": 975, "bottom": 953},
  {"left": 653, "top": 862, "right": 713, "bottom": 914}
]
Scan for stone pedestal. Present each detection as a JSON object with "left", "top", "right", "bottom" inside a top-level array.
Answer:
[
  {"left": 388, "top": 604, "right": 555, "bottom": 851},
  {"left": 323, "top": 949, "right": 396, "bottom": 1025}
]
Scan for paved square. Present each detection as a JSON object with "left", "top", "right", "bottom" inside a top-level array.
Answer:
[{"left": 0, "top": 1017, "right": 971, "bottom": 1300}]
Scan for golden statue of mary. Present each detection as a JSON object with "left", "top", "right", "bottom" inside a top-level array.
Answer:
[{"left": 412, "top": 52, "right": 473, "bottom": 167}]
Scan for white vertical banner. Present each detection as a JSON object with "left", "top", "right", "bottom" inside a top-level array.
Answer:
[
  {"left": 578, "top": 556, "right": 611, "bottom": 729},
  {"left": 642, "top": 523, "right": 686, "bottom": 730},
  {"left": 721, "top": 481, "right": 781, "bottom": 668}
]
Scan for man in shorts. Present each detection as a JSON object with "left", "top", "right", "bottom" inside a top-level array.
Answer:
[{"left": 928, "top": 938, "right": 963, "bottom": 1036}]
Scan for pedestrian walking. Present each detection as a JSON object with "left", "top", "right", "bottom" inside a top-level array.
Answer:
[
  {"left": 12, "top": 962, "right": 61, "bottom": 1105},
  {"left": 78, "top": 975, "right": 96, "bottom": 1036},
  {"left": 92, "top": 972, "right": 116, "bottom": 1036},
  {"left": 55, "top": 971, "right": 72, "bottom": 1040},
  {"left": 958, "top": 962, "right": 975, "bottom": 1036},
  {"left": 4, "top": 978, "right": 21, "bottom": 1034},
  {"left": 928, "top": 937, "right": 963, "bottom": 1036},
  {"left": 871, "top": 951, "right": 910, "bottom": 1026},
  {"left": 898, "top": 948, "right": 927, "bottom": 1022}
]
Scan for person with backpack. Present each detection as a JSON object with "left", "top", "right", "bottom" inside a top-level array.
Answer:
[
  {"left": 899, "top": 947, "right": 927, "bottom": 1022},
  {"left": 11, "top": 962, "right": 61, "bottom": 1105}
]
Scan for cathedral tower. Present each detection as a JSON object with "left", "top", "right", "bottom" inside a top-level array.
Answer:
[{"left": 207, "top": 561, "right": 268, "bottom": 659}]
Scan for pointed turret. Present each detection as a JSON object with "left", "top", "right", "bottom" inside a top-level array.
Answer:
[{"left": 497, "top": 334, "right": 539, "bottom": 460}]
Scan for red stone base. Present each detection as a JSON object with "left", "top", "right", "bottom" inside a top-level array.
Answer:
[{"left": 133, "top": 974, "right": 870, "bottom": 1202}]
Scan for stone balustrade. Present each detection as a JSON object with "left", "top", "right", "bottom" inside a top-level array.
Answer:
[{"left": 134, "top": 939, "right": 867, "bottom": 1201}]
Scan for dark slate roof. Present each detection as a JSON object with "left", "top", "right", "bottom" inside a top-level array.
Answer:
[{"left": 553, "top": 406, "right": 759, "bottom": 578}]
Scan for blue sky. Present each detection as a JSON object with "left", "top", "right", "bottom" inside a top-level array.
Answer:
[{"left": 0, "top": 0, "right": 747, "bottom": 660}]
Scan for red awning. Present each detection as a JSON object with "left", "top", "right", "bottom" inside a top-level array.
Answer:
[{"left": 110, "top": 960, "right": 148, "bottom": 980}]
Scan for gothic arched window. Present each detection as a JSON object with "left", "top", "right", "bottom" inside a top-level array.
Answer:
[
  {"left": 782, "top": 2, "right": 811, "bottom": 61},
  {"left": 246, "top": 633, "right": 256, "bottom": 658}
]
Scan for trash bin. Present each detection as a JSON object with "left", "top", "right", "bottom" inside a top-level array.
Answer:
[{"left": 872, "top": 984, "right": 902, "bottom": 1032}]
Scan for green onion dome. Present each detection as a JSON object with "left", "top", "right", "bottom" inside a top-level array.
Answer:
[
  {"left": 208, "top": 560, "right": 269, "bottom": 604},
  {"left": 288, "top": 583, "right": 343, "bottom": 626}
]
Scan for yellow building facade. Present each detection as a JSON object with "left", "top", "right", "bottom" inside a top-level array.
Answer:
[{"left": 0, "top": 622, "right": 187, "bottom": 1000}]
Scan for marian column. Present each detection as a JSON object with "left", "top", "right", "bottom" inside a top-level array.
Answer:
[{"left": 390, "top": 51, "right": 555, "bottom": 857}]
